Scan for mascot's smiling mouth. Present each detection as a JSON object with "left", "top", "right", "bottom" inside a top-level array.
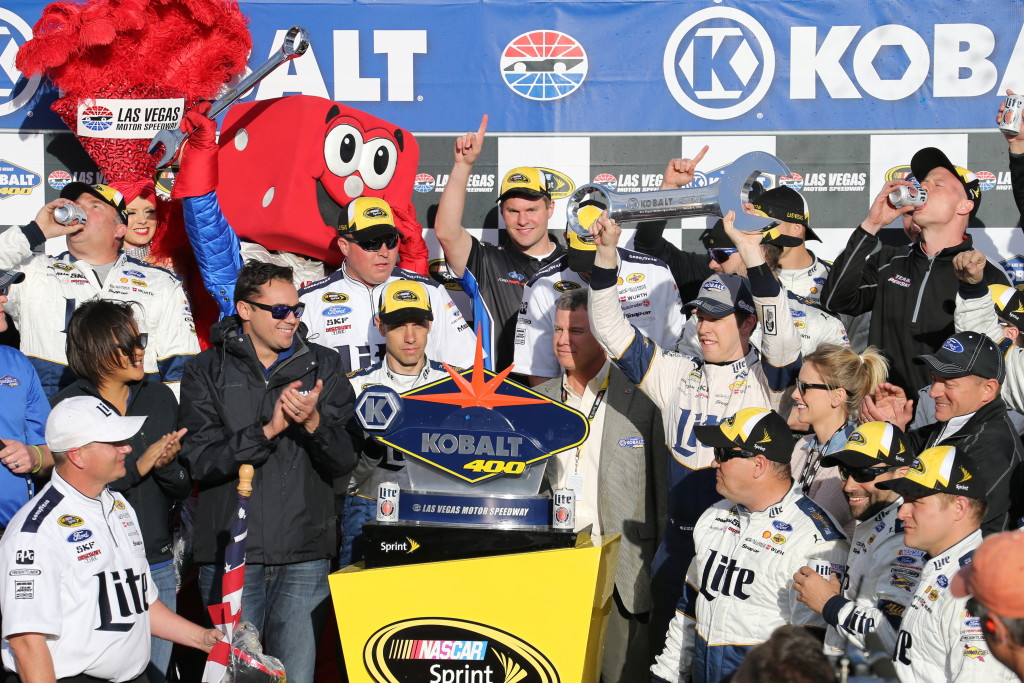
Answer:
[{"left": 317, "top": 178, "right": 349, "bottom": 229}]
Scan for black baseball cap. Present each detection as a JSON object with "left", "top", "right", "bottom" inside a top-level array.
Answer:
[
  {"left": 695, "top": 407, "right": 796, "bottom": 463},
  {"left": 0, "top": 269, "right": 25, "bottom": 290},
  {"left": 910, "top": 147, "right": 982, "bottom": 218},
  {"left": 914, "top": 331, "right": 1004, "bottom": 383},
  {"left": 751, "top": 187, "right": 820, "bottom": 242},
  {"left": 59, "top": 183, "right": 129, "bottom": 225},
  {"left": 877, "top": 445, "right": 986, "bottom": 500},
  {"left": 699, "top": 219, "right": 734, "bottom": 250}
]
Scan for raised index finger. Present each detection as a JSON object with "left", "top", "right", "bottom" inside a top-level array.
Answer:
[
  {"left": 693, "top": 145, "right": 709, "bottom": 165},
  {"left": 476, "top": 114, "right": 488, "bottom": 141}
]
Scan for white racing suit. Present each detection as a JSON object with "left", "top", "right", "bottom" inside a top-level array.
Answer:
[
  {"left": 588, "top": 263, "right": 803, "bottom": 650},
  {"left": 893, "top": 529, "right": 1017, "bottom": 683},
  {"left": 298, "top": 263, "right": 477, "bottom": 374},
  {"left": 650, "top": 486, "right": 850, "bottom": 683},
  {"left": 338, "top": 358, "right": 452, "bottom": 565},
  {"left": 0, "top": 224, "right": 198, "bottom": 397},
  {"left": 514, "top": 247, "right": 684, "bottom": 378},
  {"left": 778, "top": 252, "right": 831, "bottom": 303},
  {"left": 955, "top": 283, "right": 1024, "bottom": 414},
  {"left": 820, "top": 498, "right": 924, "bottom": 655}
]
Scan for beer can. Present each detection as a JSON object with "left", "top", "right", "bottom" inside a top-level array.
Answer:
[
  {"left": 376, "top": 482, "right": 400, "bottom": 522},
  {"left": 53, "top": 204, "right": 88, "bottom": 226},
  {"left": 809, "top": 558, "right": 832, "bottom": 578},
  {"left": 1001, "top": 94, "right": 1024, "bottom": 136},
  {"left": 552, "top": 488, "right": 576, "bottom": 530},
  {"left": 888, "top": 185, "right": 927, "bottom": 208}
]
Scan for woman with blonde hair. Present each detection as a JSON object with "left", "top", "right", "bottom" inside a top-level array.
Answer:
[{"left": 789, "top": 344, "right": 889, "bottom": 535}]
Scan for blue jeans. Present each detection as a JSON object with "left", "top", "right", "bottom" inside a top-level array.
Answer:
[
  {"left": 199, "top": 559, "right": 331, "bottom": 683},
  {"left": 148, "top": 562, "right": 177, "bottom": 683},
  {"left": 338, "top": 494, "right": 376, "bottom": 567}
]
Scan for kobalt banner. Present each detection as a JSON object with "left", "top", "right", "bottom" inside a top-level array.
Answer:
[{"left": 2, "top": 1, "right": 1023, "bottom": 131}]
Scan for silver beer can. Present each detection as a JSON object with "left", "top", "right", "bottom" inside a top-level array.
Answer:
[
  {"left": 376, "top": 482, "right": 400, "bottom": 522},
  {"left": 888, "top": 185, "right": 927, "bottom": 208},
  {"left": 1001, "top": 94, "right": 1024, "bottom": 136},
  {"left": 809, "top": 558, "right": 832, "bottom": 578},
  {"left": 552, "top": 488, "right": 576, "bottom": 530},
  {"left": 53, "top": 204, "right": 88, "bottom": 225}
]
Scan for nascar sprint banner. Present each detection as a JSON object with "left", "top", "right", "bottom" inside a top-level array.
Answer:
[{"left": 2, "top": 1, "right": 1023, "bottom": 132}]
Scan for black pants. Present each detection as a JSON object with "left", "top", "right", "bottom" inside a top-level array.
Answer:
[{"left": 5, "top": 672, "right": 146, "bottom": 683}]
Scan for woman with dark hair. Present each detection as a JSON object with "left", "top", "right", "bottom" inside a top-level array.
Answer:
[{"left": 53, "top": 299, "right": 190, "bottom": 683}]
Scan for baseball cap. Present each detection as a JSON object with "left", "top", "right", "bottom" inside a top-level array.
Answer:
[
  {"left": 759, "top": 224, "right": 803, "bottom": 248},
  {"left": 59, "top": 182, "right": 129, "bottom": 225},
  {"left": 694, "top": 407, "right": 796, "bottom": 463},
  {"left": 377, "top": 280, "right": 433, "bottom": 325},
  {"left": 751, "top": 187, "right": 821, "bottom": 242},
  {"left": 821, "top": 421, "right": 914, "bottom": 469},
  {"left": 0, "top": 269, "right": 25, "bottom": 290},
  {"left": 910, "top": 147, "right": 982, "bottom": 217},
  {"left": 877, "top": 445, "right": 986, "bottom": 500},
  {"left": 46, "top": 396, "right": 145, "bottom": 452},
  {"left": 914, "top": 331, "right": 1004, "bottom": 383},
  {"left": 699, "top": 219, "right": 735, "bottom": 250},
  {"left": 338, "top": 197, "right": 399, "bottom": 241},
  {"left": 497, "top": 167, "right": 551, "bottom": 203},
  {"left": 685, "top": 274, "right": 756, "bottom": 318},
  {"left": 988, "top": 284, "right": 1024, "bottom": 330},
  {"left": 565, "top": 226, "right": 598, "bottom": 273},
  {"left": 950, "top": 531, "right": 1024, "bottom": 617}
]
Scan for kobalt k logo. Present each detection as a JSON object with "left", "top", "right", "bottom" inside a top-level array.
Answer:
[
  {"left": 0, "top": 8, "right": 41, "bottom": 117},
  {"left": 663, "top": 7, "right": 774, "bottom": 120}
]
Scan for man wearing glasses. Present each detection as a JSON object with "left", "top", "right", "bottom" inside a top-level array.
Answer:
[
  {"left": 865, "top": 330, "right": 1024, "bottom": 534},
  {"left": 179, "top": 260, "right": 360, "bottom": 683},
  {"left": 792, "top": 421, "right": 924, "bottom": 663},
  {"left": 651, "top": 407, "right": 848, "bottom": 683},
  {"left": 299, "top": 196, "right": 476, "bottom": 373},
  {"left": 874, "top": 445, "right": 1017, "bottom": 683}
]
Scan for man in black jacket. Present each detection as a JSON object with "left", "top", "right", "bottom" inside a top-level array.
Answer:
[
  {"left": 867, "top": 330, "right": 1023, "bottom": 535},
  {"left": 822, "top": 147, "right": 1009, "bottom": 398},
  {"left": 179, "top": 260, "right": 359, "bottom": 683}
]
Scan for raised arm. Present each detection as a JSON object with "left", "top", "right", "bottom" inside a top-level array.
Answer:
[{"left": 434, "top": 114, "right": 488, "bottom": 276}]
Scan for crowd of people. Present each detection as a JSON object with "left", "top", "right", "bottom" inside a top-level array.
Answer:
[{"left": 2, "top": 95, "right": 1024, "bottom": 683}]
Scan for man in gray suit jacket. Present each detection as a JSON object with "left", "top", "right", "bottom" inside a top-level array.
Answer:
[{"left": 534, "top": 289, "right": 667, "bottom": 682}]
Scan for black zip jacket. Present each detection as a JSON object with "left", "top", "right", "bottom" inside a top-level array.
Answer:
[
  {"left": 821, "top": 227, "right": 1008, "bottom": 396},
  {"left": 907, "top": 397, "right": 1024, "bottom": 534},
  {"left": 178, "top": 317, "right": 358, "bottom": 565},
  {"left": 52, "top": 378, "right": 191, "bottom": 565},
  {"left": 1010, "top": 151, "right": 1024, "bottom": 221}
]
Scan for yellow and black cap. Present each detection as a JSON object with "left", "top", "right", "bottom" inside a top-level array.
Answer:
[
  {"left": 377, "top": 279, "right": 433, "bottom": 325},
  {"left": 821, "top": 421, "right": 914, "bottom": 469},
  {"left": 338, "top": 197, "right": 399, "bottom": 241},
  {"left": 989, "top": 284, "right": 1024, "bottom": 330},
  {"left": 910, "top": 147, "right": 982, "bottom": 218},
  {"left": 497, "top": 167, "right": 551, "bottom": 202},
  {"left": 60, "top": 182, "right": 128, "bottom": 224},
  {"left": 694, "top": 407, "right": 795, "bottom": 463},
  {"left": 699, "top": 218, "right": 735, "bottom": 250},
  {"left": 751, "top": 186, "right": 820, "bottom": 242},
  {"left": 877, "top": 445, "right": 986, "bottom": 499}
]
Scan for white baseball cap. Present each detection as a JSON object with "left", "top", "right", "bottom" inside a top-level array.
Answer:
[{"left": 46, "top": 396, "right": 146, "bottom": 452}]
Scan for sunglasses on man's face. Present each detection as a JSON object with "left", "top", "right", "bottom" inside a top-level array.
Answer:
[
  {"left": 708, "top": 248, "right": 738, "bottom": 264},
  {"left": 713, "top": 446, "right": 761, "bottom": 463},
  {"left": 243, "top": 300, "right": 306, "bottom": 320},
  {"left": 838, "top": 464, "right": 902, "bottom": 483},
  {"left": 347, "top": 234, "right": 400, "bottom": 252}
]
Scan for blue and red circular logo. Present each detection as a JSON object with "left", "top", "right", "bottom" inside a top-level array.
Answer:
[
  {"left": 500, "top": 30, "right": 588, "bottom": 101},
  {"left": 975, "top": 170, "right": 996, "bottom": 192},
  {"left": 413, "top": 173, "right": 436, "bottom": 193},
  {"left": 780, "top": 173, "right": 804, "bottom": 190},
  {"left": 48, "top": 170, "right": 72, "bottom": 190},
  {"left": 593, "top": 173, "right": 617, "bottom": 190},
  {"left": 81, "top": 105, "right": 113, "bottom": 131}
]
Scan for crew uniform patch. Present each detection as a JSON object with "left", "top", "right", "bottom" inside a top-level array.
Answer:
[{"left": 796, "top": 497, "right": 844, "bottom": 541}]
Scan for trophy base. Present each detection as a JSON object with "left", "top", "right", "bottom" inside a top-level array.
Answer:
[
  {"left": 391, "top": 489, "right": 552, "bottom": 528},
  {"left": 362, "top": 521, "right": 580, "bottom": 568}
]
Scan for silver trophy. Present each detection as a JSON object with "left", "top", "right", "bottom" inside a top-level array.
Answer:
[{"left": 566, "top": 151, "right": 791, "bottom": 234}]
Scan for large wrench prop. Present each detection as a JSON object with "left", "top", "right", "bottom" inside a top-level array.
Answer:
[
  {"left": 148, "top": 26, "right": 311, "bottom": 168},
  {"left": 566, "top": 151, "right": 792, "bottom": 234}
]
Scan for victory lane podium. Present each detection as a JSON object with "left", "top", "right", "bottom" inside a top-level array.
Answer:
[{"left": 330, "top": 531, "right": 620, "bottom": 683}]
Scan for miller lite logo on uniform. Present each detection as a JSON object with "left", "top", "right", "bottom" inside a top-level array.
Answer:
[
  {"left": 1001, "top": 94, "right": 1024, "bottom": 136},
  {"left": 552, "top": 489, "right": 576, "bottom": 530},
  {"left": 809, "top": 558, "right": 832, "bottom": 578},
  {"left": 376, "top": 483, "right": 400, "bottom": 522}
]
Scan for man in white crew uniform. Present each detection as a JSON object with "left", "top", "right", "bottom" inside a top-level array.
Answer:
[{"left": 0, "top": 396, "right": 220, "bottom": 683}]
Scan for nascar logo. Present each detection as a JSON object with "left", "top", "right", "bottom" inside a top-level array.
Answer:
[
  {"left": 393, "top": 289, "right": 420, "bottom": 302},
  {"left": 663, "top": 7, "right": 774, "bottom": 120},
  {"left": 363, "top": 206, "right": 389, "bottom": 218},
  {"left": 501, "top": 30, "right": 588, "bottom": 101}
]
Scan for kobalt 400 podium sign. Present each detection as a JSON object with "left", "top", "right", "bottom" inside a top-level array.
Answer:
[{"left": 356, "top": 342, "right": 588, "bottom": 529}]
